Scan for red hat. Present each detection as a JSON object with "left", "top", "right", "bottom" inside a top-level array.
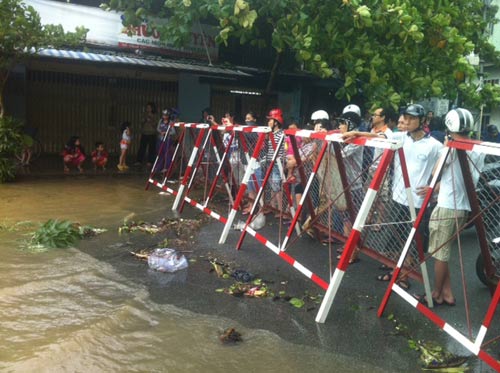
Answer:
[{"left": 267, "top": 108, "right": 284, "bottom": 125}]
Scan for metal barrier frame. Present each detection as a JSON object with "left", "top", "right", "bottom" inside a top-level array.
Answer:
[{"left": 376, "top": 138, "right": 500, "bottom": 371}]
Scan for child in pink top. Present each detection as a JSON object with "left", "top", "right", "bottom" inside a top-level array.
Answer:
[
  {"left": 91, "top": 141, "right": 109, "bottom": 170},
  {"left": 62, "top": 136, "right": 85, "bottom": 173}
]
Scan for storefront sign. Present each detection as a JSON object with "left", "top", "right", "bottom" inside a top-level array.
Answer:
[{"left": 26, "top": 0, "right": 219, "bottom": 60}]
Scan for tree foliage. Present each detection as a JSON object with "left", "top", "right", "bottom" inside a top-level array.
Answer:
[
  {"left": 0, "top": 116, "right": 23, "bottom": 182},
  {"left": 105, "top": 0, "right": 500, "bottom": 110},
  {"left": 0, "top": 0, "right": 88, "bottom": 117}
]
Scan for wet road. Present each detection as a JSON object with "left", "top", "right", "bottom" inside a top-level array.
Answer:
[{"left": 0, "top": 172, "right": 497, "bottom": 372}]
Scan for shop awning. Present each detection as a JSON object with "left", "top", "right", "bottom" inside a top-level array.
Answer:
[{"left": 36, "top": 48, "right": 252, "bottom": 77}]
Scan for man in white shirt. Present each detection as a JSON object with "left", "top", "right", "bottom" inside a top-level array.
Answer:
[
  {"left": 366, "top": 107, "right": 393, "bottom": 228},
  {"left": 343, "top": 104, "right": 443, "bottom": 288},
  {"left": 422, "top": 108, "right": 485, "bottom": 306},
  {"left": 386, "top": 104, "right": 443, "bottom": 288}
]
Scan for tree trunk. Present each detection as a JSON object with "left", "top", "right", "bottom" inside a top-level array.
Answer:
[
  {"left": 0, "top": 69, "right": 10, "bottom": 118},
  {"left": 265, "top": 51, "right": 282, "bottom": 95}
]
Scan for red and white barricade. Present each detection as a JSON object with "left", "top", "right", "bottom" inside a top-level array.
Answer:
[
  {"left": 229, "top": 129, "right": 430, "bottom": 296},
  {"left": 376, "top": 138, "right": 500, "bottom": 371},
  {"left": 230, "top": 128, "right": 300, "bottom": 249},
  {"left": 175, "top": 124, "right": 271, "bottom": 226},
  {"left": 147, "top": 122, "right": 209, "bottom": 198}
]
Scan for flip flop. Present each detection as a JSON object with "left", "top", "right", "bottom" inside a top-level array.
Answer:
[
  {"left": 337, "top": 254, "right": 360, "bottom": 264},
  {"left": 413, "top": 294, "right": 441, "bottom": 307},
  {"left": 442, "top": 299, "right": 456, "bottom": 307},
  {"left": 396, "top": 279, "right": 411, "bottom": 290},
  {"left": 376, "top": 272, "right": 392, "bottom": 282},
  {"left": 378, "top": 264, "right": 393, "bottom": 271}
]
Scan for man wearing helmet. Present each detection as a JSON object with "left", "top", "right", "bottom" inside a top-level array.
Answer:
[
  {"left": 329, "top": 104, "right": 364, "bottom": 261},
  {"left": 311, "top": 109, "right": 332, "bottom": 131},
  {"left": 342, "top": 104, "right": 443, "bottom": 287},
  {"left": 416, "top": 108, "right": 485, "bottom": 306},
  {"left": 155, "top": 108, "right": 177, "bottom": 173}
]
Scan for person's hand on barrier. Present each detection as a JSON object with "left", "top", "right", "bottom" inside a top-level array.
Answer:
[
  {"left": 342, "top": 131, "right": 360, "bottom": 142},
  {"left": 416, "top": 185, "right": 431, "bottom": 197}
]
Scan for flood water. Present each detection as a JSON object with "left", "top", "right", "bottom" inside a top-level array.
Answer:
[{"left": 0, "top": 176, "right": 373, "bottom": 373}]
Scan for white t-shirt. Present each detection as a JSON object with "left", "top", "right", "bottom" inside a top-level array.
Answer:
[
  {"left": 437, "top": 148, "right": 485, "bottom": 211},
  {"left": 370, "top": 127, "right": 393, "bottom": 172},
  {"left": 391, "top": 131, "right": 443, "bottom": 208}
]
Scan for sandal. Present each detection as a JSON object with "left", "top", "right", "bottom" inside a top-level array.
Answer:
[
  {"left": 396, "top": 279, "right": 411, "bottom": 290},
  {"left": 336, "top": 254, "right": 360, "bottom": 264},
  {"left": 413, "top": 294, "right": 441, "bottom": 306},
  {"left": 376, "top": 272, "right": 392, "bottom": 282}
]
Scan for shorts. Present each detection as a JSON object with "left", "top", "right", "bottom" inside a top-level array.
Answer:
[
  {"left": 120, "top": 140, "right": 129, "bottom": 150},
  {"left": 247, "top": 166, "right": 263, "bottom": 193},
  {"left": 429, "top": 207, "right": 468, "bottom": 262}
]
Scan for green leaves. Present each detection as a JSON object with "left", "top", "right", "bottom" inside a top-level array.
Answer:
[
  {"left": 30, "top": 219, "right": 80, "bottom": 249},
  {"left": 0, "top": 116, "right": 23, "bottom": 182},
  {"left": 26, "top": 220, "right": 106, "bottom": 251},
  {"left": 102, "top": 0, "right": 499, "bottom": 110},
  {"left": 0, "top": 0, "right": 87, "bottom": 117},
  {"left": 289, "top": 297, "right": 305, "bottom": 308}
]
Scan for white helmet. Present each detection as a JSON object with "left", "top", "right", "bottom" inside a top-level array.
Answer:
[
  {"left": 342, "top": 104, "right": 361, "bottom": 117},
  {"left": 311, "top": 110, "right": 329, "bottom": 120},
  {"left": 445, "top": 108, "right": 473, "bottom": 133},
  {"left": 339, "top": 104, "right": 361, "bottom": 130}
]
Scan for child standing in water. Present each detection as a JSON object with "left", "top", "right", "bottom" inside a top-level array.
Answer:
[
  {"left": 62, "top": 136, "right": 86, "bottom": 173},
  {"left": 91, "top": 141, "right": 109, "bottom": 170},
  {"left": 118, "top": 122, "right": 131, "bottom": 171}
]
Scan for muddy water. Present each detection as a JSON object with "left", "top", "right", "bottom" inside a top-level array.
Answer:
[{"left": 0, "top": 176, "right": 367, "bottom": 372}]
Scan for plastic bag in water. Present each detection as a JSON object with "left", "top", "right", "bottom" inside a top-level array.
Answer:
[{"left": 147, "top": 248, "right": 188, "bottom": 272}]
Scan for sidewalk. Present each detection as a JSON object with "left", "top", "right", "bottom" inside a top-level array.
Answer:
[{"left": 15, "top": 154, "right": 153, "bottom": 178}]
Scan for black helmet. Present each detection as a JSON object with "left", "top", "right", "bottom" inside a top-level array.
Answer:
[
  {"left": 487, "top": 124, "right": 499, "bottom": 135},
  {"left": 403, "top": 104, "right": 425, "bottom": 118},
  {"left": 162, "top": 108, "right": 171, "bottom": 117}
]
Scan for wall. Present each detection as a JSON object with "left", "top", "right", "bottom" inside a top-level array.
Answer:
[{"left": 178, "top": 73, "right": 210, "bottom": 123}]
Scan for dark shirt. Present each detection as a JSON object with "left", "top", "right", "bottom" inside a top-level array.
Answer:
[
  {"left": 430, "top": 130, "right": 446, "bottom": 144},
  {"left": 482, "top": 133, "right": 500, "bottom": 143}
]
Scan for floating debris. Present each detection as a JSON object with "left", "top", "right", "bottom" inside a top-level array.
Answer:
[
  {"left": 0, "top": 220, "right": 36, "bottom": 232},
  {"left": 118, "top": 221, "right": 162, "bottom": 234},
  {"left": 25, "top": 219, "right": 106, "bottom": 251},
  {"left": 130, "top": 251, "right": 149, "bottom": 260},
  {"left": 219, "top": 328, "right": 242, "bottom": 344},
  {"left": 147, "top": 248, "right": 188, "bottom": 273},
  {"left": 389, "top": 315, "right": 469, "bottom": 370},
  {"left": 118, "top": 217, "right": 205, "bottom": 235},
  {"left": 417, "top": 340, "right": 469, "bottom": 370},
  {"left": 78, "top": 225, "right": 107, "bottom": 238},
  {"left": 232, "top": 269, "right": 255, "bottom": 283}
]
